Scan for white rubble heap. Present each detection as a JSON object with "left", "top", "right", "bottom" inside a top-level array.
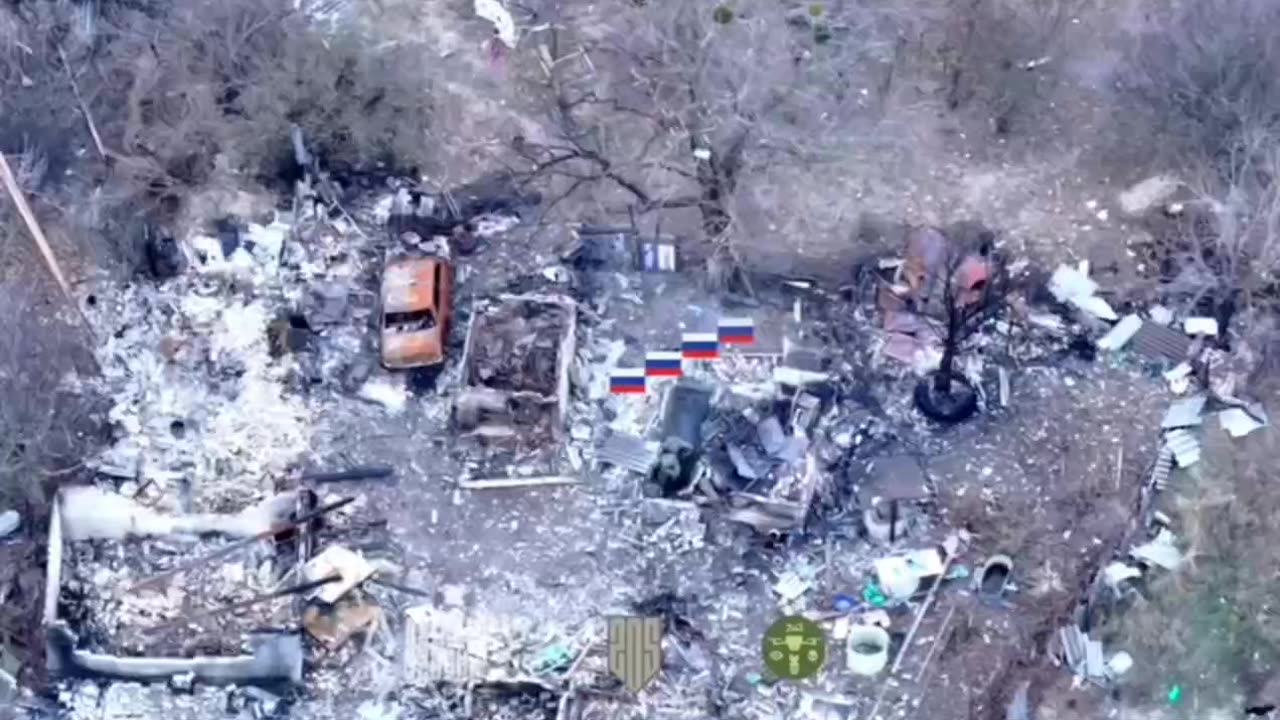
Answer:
[{"left": 78, "top": 217, "right": 323, "bottom": 511}]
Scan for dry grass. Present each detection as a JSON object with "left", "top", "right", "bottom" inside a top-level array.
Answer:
[
  {"left": 1103, "top": 422, "right": 1280, "bottom": 711},
  {"left": 0, "top": 0, "right": 437, "bottom": 274},
  {"left": 0, "top": 277, "right": 99, "bottom": 501}
]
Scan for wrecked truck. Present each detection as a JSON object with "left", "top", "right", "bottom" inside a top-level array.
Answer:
[{"left": 380, "top": 256, "right": 454, "bottom": 369}]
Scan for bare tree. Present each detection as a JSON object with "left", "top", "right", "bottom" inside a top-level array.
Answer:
[
  {"left": 511, "top": 0, "right": 916, "bottom": 279},
  {"left": 2, "top": 0, "right": 441, "bottom": 275},
  {"left": 1120, "top": 0, "right": 1280, "bottom": 173},
  {"left": 1119, "top": 0, "right": 1280, "bottom": 320},
  {"left": 911, "top": 225, "right": 1009, "bottom": 423},
  {"left": 936, "top": 0, "right": 1085, "bottom": 135}
]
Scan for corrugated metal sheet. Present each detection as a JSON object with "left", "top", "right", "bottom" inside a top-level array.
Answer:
[
  {"left": 1059, "top": 626, "right": 1086, "bottom": 674},
  {"left": 1164, "top": 428, "right": 1201, "bottom": 467},
  {"left": 1150, "top": 444, "right": 1174, "bottom": 489},
  {"left": 1130, "top": 321, "right": 1190, "bottom": 363},
  {"left": 598, "top": 432, "right": 659, "bottom": 474}
]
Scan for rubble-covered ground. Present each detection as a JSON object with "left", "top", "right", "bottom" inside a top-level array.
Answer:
[
  {"left": 3, "top": 2, "right": 1278, "bottom": 719},
  {"left": 27, "top": 150, "right": 1246, "bottom": 720}
]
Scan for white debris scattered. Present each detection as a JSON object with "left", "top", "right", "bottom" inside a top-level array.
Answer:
[
  {"left": 1048, "top": 262, "right": 1117, "bottom": 321},
  {"left": 1096, "top": 314, "right": 1142, "bottom": 351},
  {"left": 1102, "top": 561, "right": 1142, "bottom": 589},
  {"left": 85, "top": 283, "right": 311, "bottom": 511},
  {"left": 873, "top": 548, "right": 943, "bottom": 600},
  {"left": 472, "top": 213, "right": 520, "bottom": 238},
  {"left": 1106, "top": 651, "right": 1134, "bottom": 678},
  {"left": 0, "top": 509, "right": 19, "bottom": 538},
  {"left": 357, "top": 376, "right": 409, "bottom": 414},
  {"left": 1118, "top": 174, "right": 1181, "bottom": 217},
  {"left": 1147, "top": 305, "right": 1174, "bottom": 325},
  {"left": 1219, "top": 405, "right": 1269, "bottom": 438},
  {"left": 1183, "top": 316, "right": 1219, "bottom": 337},
  {"left": 474, "top": 0, "right": 518, "bottom": 47},
  {"left": 302, "top": 545, "right": 376, "bottom": 604},
  {"left": 1129, "top": 529, "right": 1184, "bottom": 571}
]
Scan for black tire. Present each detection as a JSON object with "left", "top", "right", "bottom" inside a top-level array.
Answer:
[{"left": 914, "top": 374, "right": 979, "bottom": 424}]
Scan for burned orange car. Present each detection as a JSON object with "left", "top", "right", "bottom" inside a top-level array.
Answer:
[{"left": 380, "top": 256, "right": 453, "bottom": 369}]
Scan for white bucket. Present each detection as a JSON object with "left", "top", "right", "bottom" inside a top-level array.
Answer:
[{"left": 846, "top": 624, "right": 891, "bottom": 676}]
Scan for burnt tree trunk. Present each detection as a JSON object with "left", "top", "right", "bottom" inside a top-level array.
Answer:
[
  {"left": 934, "top": 304, "right": 963, "bottom": 395},
  {"left": 935, "top": 342, "right": 957, "bottom": 395}
]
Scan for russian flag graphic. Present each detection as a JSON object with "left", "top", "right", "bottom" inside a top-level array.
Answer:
[
  {"left": 681, "top": 333, "right": 720, "bottom": 360},
  {"left": 718, "top": 317, "right": 755, "bottom": 345},
  {"left": 645, "top": 351, "right": 683, "bottom": 377},
  {"left": 610, "top": 368, "right": 647, "bottom": 394}
]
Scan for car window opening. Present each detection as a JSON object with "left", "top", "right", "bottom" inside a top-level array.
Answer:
[{"left": 385, "top": 308, "right": 437, "bottom": 332}]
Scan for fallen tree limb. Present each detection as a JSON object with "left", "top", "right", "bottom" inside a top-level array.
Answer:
[{"left": 57, "top": 44, "right": 107, "bottom": 161}]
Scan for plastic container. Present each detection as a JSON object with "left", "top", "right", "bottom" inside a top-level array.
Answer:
[{"left": 846, "top": 625, "right": 891, "bottom": 676}]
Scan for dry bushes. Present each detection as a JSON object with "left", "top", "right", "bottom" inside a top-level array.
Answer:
[
  {"left": 0, "top": 0, "right": 436, "bottom": 271},
  {"left": 0, "top": 280, "right": 100, "bottom": 514},
  {"left": 1119, "top": 0, "right": 1280, "bottom": 173},
  {"left": 935, "top": 0, "right": 1085, "bottom": 136},
  {"left": 1103, "top": 424, "right": 1280, "bottom": 711},
  {"left": 1114, "top": 0, "right": 1280, "bottom": 318},
  {"left": 85, "top": 1, "right": 436, "bottom": 190}
]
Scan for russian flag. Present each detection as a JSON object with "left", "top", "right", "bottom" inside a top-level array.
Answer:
[
  {"left": 645, "top": 351, "right": 683, "bottom": 377},
  {"left": 681, "top": 333, "right": 719, "bottom": 360},
  {"left": 610, "top": 368, "right": 647, "bottom": 394},
  {"left": 718, "top": 317, "right": 755, "bottom": 345}
]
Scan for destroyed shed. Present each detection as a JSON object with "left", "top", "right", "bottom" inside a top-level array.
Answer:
[
  {"left": 455, "top": 293, "right": 577, "bottom": 444},
  {"left": 43, "top": 487, "right": 311, "bottom": 686}
]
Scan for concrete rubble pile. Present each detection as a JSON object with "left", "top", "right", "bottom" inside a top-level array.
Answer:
[{"left": 81, "top": 271, "right": 312, "bottom": 511}]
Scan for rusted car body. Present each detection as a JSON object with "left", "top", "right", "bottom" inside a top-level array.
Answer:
[{"left": 380, "top": 256, "right": 453, "bottom": 369}]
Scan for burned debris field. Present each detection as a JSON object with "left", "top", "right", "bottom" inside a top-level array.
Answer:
[{"left": 1, "top": 0, "right": 1279, "bottom": 719}]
